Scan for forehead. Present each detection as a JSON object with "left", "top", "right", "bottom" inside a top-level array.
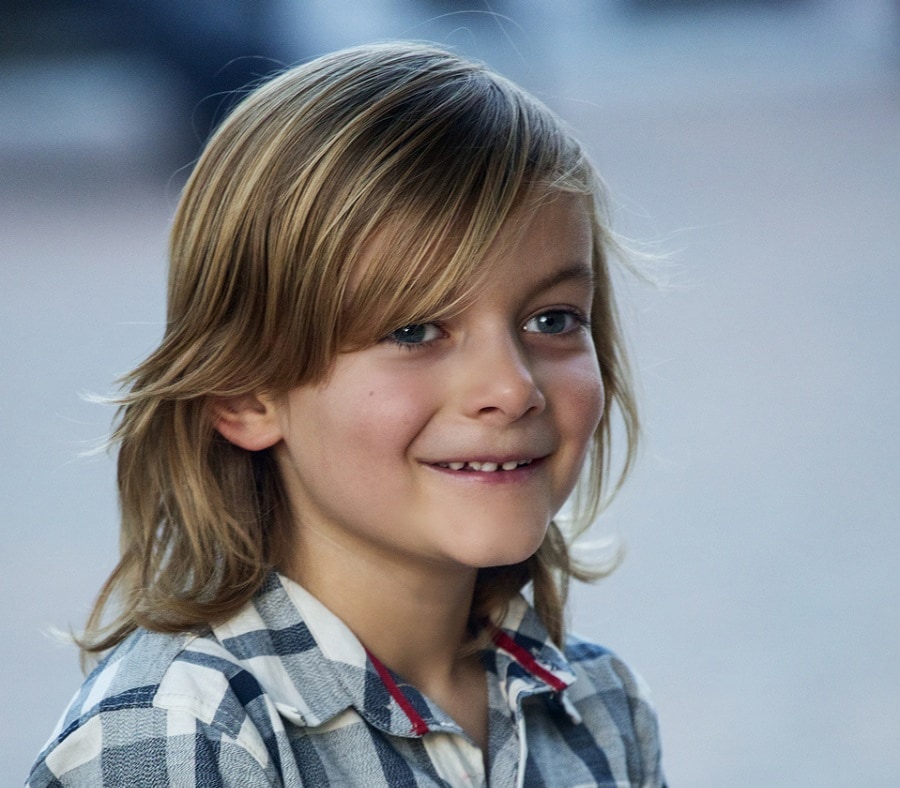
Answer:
[
  {"left": 487, "top": 193, "right": 592, "bottom": 261},
  {"left": 339, "top": 192, "right": 595, "bottom": 344},
  {"left": 366, "top": 190, "right": 590, "bottom": 275},
  {"left": 462, "top": 193, "right": 594, "bottom": 293}
]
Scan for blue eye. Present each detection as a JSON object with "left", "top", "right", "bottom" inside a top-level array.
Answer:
[
  {"left": 387, "top": 323, "right": 443, "bottom": 347},
  {"left": 523, "top": 310, "right": 586, "bottom": 335}
]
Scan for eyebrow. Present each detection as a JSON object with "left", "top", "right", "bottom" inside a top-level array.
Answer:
[{"left": 525, "top": 262, "right": 595, "bottom": 301}]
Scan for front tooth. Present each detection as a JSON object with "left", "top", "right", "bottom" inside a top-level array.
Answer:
[
  {"left": 467, "top": 461, "right": 482, "bottom": 471},
  {"left": 480, "top": 462, "right": 498, "bottom": 472},
  {"left": 448, "top": 462, "right": 465, "bottom": 470},
  {"left": 501, "top": 461, "right": 519, "bottom": 471}
]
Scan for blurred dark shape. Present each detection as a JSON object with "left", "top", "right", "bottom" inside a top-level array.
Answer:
[
  {"left": 623, "top": 0, "right": 808, "bottom": 11},
  {"left": 0, "top": 0, "right": 296, "bottom": 158},
  {"left": 419, "top": 0, "right": 512, "bottom": 10}
]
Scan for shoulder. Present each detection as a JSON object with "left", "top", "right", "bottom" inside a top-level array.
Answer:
[
  {"left": 28, "top": 629, "right": 277, "bottom": 787},
  {"left": 563, "top": 634, "right": 650, "bottom": 701},
  {"left": 562, "top": 634, "right": 666, "bottom": 786}
]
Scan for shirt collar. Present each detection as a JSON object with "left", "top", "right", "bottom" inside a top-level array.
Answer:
[
  {"left": 482, "top": 595, "right": 579, "bottom": 721},
  {"left": 210, "top": 571, "right": 580, "bottom": 737}
]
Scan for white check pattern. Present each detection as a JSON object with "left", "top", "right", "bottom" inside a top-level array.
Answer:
[{"left": 29, "top": 572, "right": 665, "bottom": 786}]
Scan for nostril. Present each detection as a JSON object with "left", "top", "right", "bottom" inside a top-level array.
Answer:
[{"left": 474, "top": 380, "right": 545, "bottom": 421}]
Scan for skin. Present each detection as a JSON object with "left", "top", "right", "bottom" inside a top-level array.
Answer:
[{"left": 215, "top": 193, "right": 604, "bottom": 753}]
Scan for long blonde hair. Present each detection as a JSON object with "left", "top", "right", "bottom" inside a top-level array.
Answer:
[{"left": 82, "top": 41, "right": 638, "bottom": 657}]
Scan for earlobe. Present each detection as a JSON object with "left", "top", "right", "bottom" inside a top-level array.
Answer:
[{"left": 210, "top": 394, "right": 283, "bottom": 451}]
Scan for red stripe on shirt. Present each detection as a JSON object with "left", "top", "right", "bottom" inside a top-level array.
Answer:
[
  {"left": 364, "top": 648, "right": 430, "bottom": 736},
  {"left": 491, "top": 628, "right": 569, "bottom": 692}
]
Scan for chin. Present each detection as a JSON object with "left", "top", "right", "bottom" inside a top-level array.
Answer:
[{"left": 456, "top": 533, "right": 547, "bottom": 570}]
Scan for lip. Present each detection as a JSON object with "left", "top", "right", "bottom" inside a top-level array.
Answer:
[{"left": 422, "top": 455, "right": 548, "bottom": 482}]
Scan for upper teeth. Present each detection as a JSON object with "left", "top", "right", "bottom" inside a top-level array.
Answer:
[{"left": 439, "top": 460, "right": 532, "bottom": 472}]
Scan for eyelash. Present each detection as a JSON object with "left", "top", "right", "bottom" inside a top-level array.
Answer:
[
  {"left": 523, "top": 308, "right": 591, "bottom": 336},
  {"left": 385, "top": 323, "right": 446, "bottom": 351},
  {"left": 384, "top": 308, "right": 591, "bottom": 352}
]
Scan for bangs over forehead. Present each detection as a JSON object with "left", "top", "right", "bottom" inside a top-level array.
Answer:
[
  {"left": 168, "top": 43, "right": 598, "bottom": 395},
  {"left": 327, "top": 54, "right": 595, "bottom": 349}
]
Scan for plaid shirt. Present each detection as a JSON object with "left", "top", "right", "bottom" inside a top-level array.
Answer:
[{"left": 29, "top": 572, "right": 665, "bottom": 787}]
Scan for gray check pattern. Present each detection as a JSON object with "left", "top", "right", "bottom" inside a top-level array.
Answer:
[{"left": 28, "top": 572, "right": 665, "bottom": 786}]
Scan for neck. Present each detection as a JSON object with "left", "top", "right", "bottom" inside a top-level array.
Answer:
[{"left": 283, "top": 528, "right": 479, "bottom": 686}]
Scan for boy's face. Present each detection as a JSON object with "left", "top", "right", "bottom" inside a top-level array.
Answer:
[{"left": 268, "top": 194, "right": 603, "bottom": 578}]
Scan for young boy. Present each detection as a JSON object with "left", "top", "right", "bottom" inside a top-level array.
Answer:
[{"left": 29, "top": 42, "right": 664, "bottom": 786}]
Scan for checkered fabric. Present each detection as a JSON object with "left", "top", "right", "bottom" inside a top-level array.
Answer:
[{"left": 28, "top": 572, "right": 665, "bottom": 786}]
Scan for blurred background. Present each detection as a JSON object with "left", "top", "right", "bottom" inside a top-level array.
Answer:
[{"left": 3, "top": 0, "right": 899, "bottom": 783}]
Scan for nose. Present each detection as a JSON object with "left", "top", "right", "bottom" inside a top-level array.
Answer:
[{"left": 457, "top": 330, "right": 546, "bottom": 422}]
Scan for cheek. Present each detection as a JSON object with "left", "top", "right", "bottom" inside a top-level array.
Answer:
[
  {"left": 554, "top": 356, "right": 605, "bottom": 440},
  {"left": 328, "top": 370, "right": 441, "bottom": 455},
  {"left": 587, "top": 370, "right": 606, "bottom": 432}
]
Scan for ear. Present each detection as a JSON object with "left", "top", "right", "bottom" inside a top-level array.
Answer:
[{"left": 210, "top": 393, "right": 283, "bottom": 451}]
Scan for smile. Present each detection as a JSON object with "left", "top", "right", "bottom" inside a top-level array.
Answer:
[{"left": 433, "top": 460, "right": 534, "bottom": 472}]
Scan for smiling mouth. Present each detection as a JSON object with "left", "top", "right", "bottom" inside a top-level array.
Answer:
[{"left": 433, "top": 459, "right": 534, "bottom": 473}]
